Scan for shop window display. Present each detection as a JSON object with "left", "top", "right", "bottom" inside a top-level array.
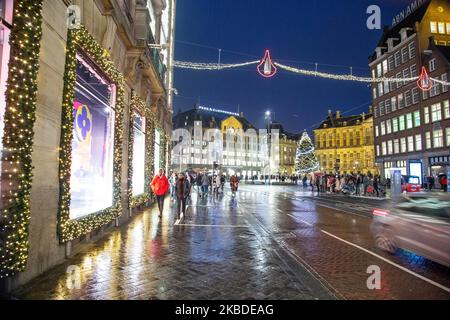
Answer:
[
  {"left": 70, "top": 54, "right": 116, "bottom": 219},
  {"left": 132, "top": 114, "right": 146, "bottom": 196}
]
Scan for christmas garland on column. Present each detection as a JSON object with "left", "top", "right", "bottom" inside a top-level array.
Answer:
[
  {"left": 57, "top": 25, "right": 125, "bottom": 243},
  {"left": 128, "top": 92, "right": 155, "bottom": 209},
  {"left": 0, "top": 0, "right": 44, "bottom": 278}
]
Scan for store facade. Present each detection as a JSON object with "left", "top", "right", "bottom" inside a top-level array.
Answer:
[{"left": 0, "top": 0, "right": 175, "bottom": 292}]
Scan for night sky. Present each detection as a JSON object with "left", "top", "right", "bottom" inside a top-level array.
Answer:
[{"left": 173, "top": 0, "right": 415, "bottom": 134}]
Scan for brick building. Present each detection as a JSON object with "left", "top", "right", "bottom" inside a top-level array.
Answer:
[{"left": 369, "top": 0, "right": 450, "bottom": 186}]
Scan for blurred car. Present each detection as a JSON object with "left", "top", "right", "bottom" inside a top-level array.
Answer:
[
  {"left": 371, "top": 194, "right": 450, "bottom": 268},
  {"left": 401, "top": 175, "right": 421, "bottom": 193}
]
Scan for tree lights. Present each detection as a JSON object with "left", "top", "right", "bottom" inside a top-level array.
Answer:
[
  {"left": 0, "top": 0, "right": 44, "bottom": 278},
  {"left": 295, "top": 132, "right": 320, "bottom": 174},
  {"left": 57, "top": 25, "right": 125, "bottom": 243}
]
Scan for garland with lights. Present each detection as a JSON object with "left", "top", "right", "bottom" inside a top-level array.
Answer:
[
  {"left": 174, "top": 49, "right": 450, "bottom": 88},
  {"left": 128, "top": 92, "right": 154, "bottom": 209},
  {"left": 0, "top": 0, "right": 44, "bottom": 278},
  {"left": 57, "top": 25, "right": 125, "bottom": 243}
]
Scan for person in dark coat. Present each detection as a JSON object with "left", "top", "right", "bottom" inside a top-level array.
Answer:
[{"left": 175, "top": 173, "right": 190, "bottom": 220}]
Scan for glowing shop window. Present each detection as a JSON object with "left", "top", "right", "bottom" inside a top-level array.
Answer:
[
  {"left": 154, "top": 129, "right": 161, "bottom": 175},
  {"left": 132, "top": 114, "right": 146, "bottom": 196},
  {"left": 0, "top": 0, "right": 14, "bottom": 209},
  {"left": 70, "top": 54, "right": 116, "bottom": 219}
]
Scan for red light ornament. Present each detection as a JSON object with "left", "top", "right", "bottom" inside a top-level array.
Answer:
[
  {"left": 257, "top": 50, "right": 277, "bottom": 78},
  {"left": 416, "top": 66, "right": 433, "bottom": 91}
]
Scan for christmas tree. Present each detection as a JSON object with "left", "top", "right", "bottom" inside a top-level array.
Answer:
[{"left": 295, "top": 131, "right": 320, "bottom": 174}]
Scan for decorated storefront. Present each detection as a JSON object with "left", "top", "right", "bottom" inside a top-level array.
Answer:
[
  {"left": 0, "top": 0, "right": 44, "bottom": 278},
  {"left": 57, "top": 25, "right": 125, "bottom": 243}
]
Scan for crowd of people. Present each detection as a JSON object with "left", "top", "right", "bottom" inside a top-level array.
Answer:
[
  {"left": 307, "top": 173, "right": 388, "bottom": 197},
  {"left": 150, "top": 169, "right": 240, "bottom": 221}
]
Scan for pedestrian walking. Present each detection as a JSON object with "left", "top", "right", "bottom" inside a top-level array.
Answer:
[
  {"left": 201, "top": 173, "right": 210, "bottom": 196},
  {"left": 230, "top": 174, "right": 239, "bottom": 197},
  {"left": 363, "top": 175, "right": 369, "bottom": 196},
  {"left": 169, "top": 172, "right": 177, "bottom": 201},
  {"left": 175, "top": 172, "right": 190, "bottom": 220},
  {"left": 150, "top": 169, "right": 170, "bottom": 218}
]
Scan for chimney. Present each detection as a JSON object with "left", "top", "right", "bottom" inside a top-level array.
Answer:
[
  {"left": 239, "top": 112, "right": 244, "bottom": 117},
  {"left": 336, "top": 110, "right": 341, "bottom": 119}
]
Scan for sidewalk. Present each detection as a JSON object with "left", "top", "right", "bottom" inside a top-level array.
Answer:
[{"left": 13, "top": 191, "right": 336, "bottom": 300}]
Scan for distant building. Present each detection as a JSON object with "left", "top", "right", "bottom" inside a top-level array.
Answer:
[
  {"left": 369, "top": 0, "right": 450, "bottom": 185},
  {"left": 172, "top": 105, "right": 301, "bottom": 177},
  {"left": 314, "top": 110, "right": 376, "bottom": 175}
]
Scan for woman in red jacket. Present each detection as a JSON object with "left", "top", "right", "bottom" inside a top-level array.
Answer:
[{"left": 151, "top": 169, "right": 170, "bottom": 217}]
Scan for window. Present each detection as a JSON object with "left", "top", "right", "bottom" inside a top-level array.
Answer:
[
  {"left": 447, "top": 128, "right": 450, "bottom": 147},
  {"left": 376, "top": 145, "right": 380, "bottom": 157},
  {"left": 394, "top": 139, "right": 399, "bottom": 154},
  {"left": 383, "top": 81, "right": 390, "bottom": 95},
  {"left": 413, "top": 111, "right": 421, "bottom": 127},
  {"left": 380, "top": 121, "right": 386, "bottom": 136},
  {"left": 442, "top": 74, "right": 448, "bottom": 93},
  {"left": 387, "top": 140, "right": 393, "bottom": 155},
  {"left": 400, "top": 138, "right": 406, "bottom": 153},
  {"left": 447, "top": 23, "right": 450, "bottom": 35},
  {"left": 401, "top": 47, "right": 409, "bottom": 63},
  {"left": 429, "top": 59, "right": 436, "bottom": 72},
  {"left": 426, "top": 131, "right": 431, "bottom": 149},
  {"left": 412, "top": 87, "right": 419, "bottom": 104},
  {"left": 382, "top": 142, "right": 387, "bottom": 155},
  {"left": 382, "top": 60, "right": 388, "bottom": 75},
  {"left": 391, "top": 96, "right": 397, "bottom": 111},
  {"left": 396, "top": 72, "right": 403, "bottom": 89},
  {"left": 444, "top": 100, "right": 450, "bottom": 119},
  {"left": 438, "top": 22, "right": 445, "bottom": 34},
  {"left": 132, "top": 113, "right": 146, "bottom": 196},
  {"left": 408, "top": 136, "right": 414, "bottom": 152},
  {"left": 405, "top": 90, "right": 412, "bottom": 107},
  {"left": 375, "top": 125, "right": 379, "bottom": 137},
  {"left": 403, "top": 68, "right": 410, "bottom": 85},
  {"left": 433, "top": 129, "right": 443, "bottom": 148},
  {"left": 430, "top": 81, "right": 440, "bottom": 97},
  {"left": 393, "top": 117, "right": 398, "bottom": 132},
  {"left": 399, "top": 115, "right": 405, "bottom": 131},
  {"left": 430, "top": 21, "right": 437, "bottom": 33},
  {"left": 385, "top": 99, "right": 391, "bottom": 114},
  {"left": 372, "top": 69, "right": 376, "bottom": 79},
  {"left": 386, "top": 119, "right": 392, "bottom": 134},
  {"left": 154, "top": 129, "right": 161, "bottom": 175},
  {"left": 410, "top": 64, "right": 418, "bottom": 77},
  {"left": 431, "top": 103, "right": 442, "bottom": 122},
  {"left": 372, "top": 88, "right": 377, "bottom": 100},
  {"left": 377, "top": 63, "right": 382, "bottom": 77},
  {"left": 70, "top": 54, "right": 117, "bottom": 219},
  {"left": 0, "top": 0, "right": 14, "bottom": 208},
  {"left": 388, "top": 55, "right": 395, "bottom": 71},
  {"left": 378, "top": 82, "right": 384, "bottom": 97},
  {"left": 423, "top": 89, "right": 428, "bottom": 100},
  {"left": 379, "top": 101, "right": 385, "bottom": 116},
  {"left": 408, "top": 42, "right": 416, "bottom": 59},
  {"left": 406, "top": 113, "right": 413, "bottom": 129},
  {"left": 394, "top": 51, "right": 401, "bottom": 67},
  {"left": 415, "top": 134, "right": 422, "bottom": 151},
  {"left": 398, "top": 93, "right": 405, "bottom": 109},
  {"left": 424, "top": 107, "right": 430, "bottom": 124}
]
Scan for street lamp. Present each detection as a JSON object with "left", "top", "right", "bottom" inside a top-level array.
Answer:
[{"left": 265, "top": 110, "right": 272, "bottom": 185}]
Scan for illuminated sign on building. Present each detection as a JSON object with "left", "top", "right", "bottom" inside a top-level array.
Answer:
[{"left": 392, "top": 0, "right": 426, "bottom": 27}]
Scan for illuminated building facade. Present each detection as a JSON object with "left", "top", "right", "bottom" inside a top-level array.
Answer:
[
  {"left": 314, "top": 110, "right": 377, "bottom": 175},
  {"left": 369, "top": 0, "right": 450, "bottom": 184}
]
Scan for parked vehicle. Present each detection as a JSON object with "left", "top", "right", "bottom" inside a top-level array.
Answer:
[
  {"left": 401, "top": 175, "right": 421, "bottom": 193},
  {"left": 371, "top": 194, "right": 450, "bottom": 267}
]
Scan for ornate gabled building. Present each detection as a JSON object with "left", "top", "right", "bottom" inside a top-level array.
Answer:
[{"left": 314, "top": 109, "right": 376, "bottom": 175}]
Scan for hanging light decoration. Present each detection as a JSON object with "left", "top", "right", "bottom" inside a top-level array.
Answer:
[
  {"left": 417, "top": 66, "right": 433, "bottom": 91},
  {"left": 257, "top": 49, "right": 277, "bottom": 78}
]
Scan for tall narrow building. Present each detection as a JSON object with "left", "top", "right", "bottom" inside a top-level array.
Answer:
[{"left": 369, "top": 0, "right": 450, "bottom": 186}]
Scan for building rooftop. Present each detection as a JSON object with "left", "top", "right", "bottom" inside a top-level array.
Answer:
[
  {"left": 315, "top": 112, "right": 373, "bottom": 130},
  {"left": 369, "top": 0, "right": 432, "bottom": 63}
]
